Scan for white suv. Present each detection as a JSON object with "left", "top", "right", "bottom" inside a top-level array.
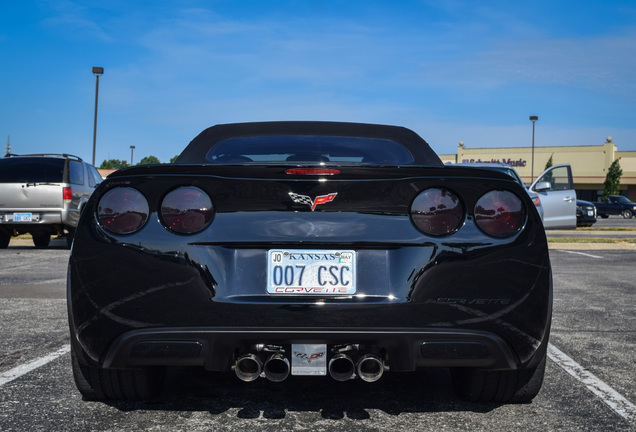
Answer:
[{"left": 0, "top": 153, "right": 103, "bottom": 248}]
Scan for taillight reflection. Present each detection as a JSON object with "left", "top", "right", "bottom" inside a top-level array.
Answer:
[
  {"left": 97, "top": 187, "right": 149, "bottom": 235},
  {"left": 160, "top": 186, "right": 214, "bottom": 234},
  {"left": 411, "top": 188, "right": 464, "bottom": 236},
  {"left": 474, "top": 190, "right": 525, "bottom": 237}
]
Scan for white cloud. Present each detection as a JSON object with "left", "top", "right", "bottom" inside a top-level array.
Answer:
[{"left": 40, "top": 1, "right": 113, "bottom": 42}]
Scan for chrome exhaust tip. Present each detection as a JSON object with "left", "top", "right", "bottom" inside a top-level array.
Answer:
[
  {"left": 328, "top": 353, "right": 356, "bottom": 381},
  {"left": 356, "top": 354, "right": 384, "bottom": 382},
  {"left": 263, "top": 353, "right": 290, "bottom": 382},
  {"left": 234, "top": 353, "right": 263, "bottom": 382}
]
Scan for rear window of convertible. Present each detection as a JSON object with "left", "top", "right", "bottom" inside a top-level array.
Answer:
[{"left": 205, "top": 135, "right": 415, "bottom": 165}]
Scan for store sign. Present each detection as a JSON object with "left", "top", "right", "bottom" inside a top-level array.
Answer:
[{"left": 461, "top": 158, "right": 527, "bottom": 167}]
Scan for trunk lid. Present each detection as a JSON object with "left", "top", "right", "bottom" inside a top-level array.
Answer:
[{"left": 110, "top": 164, "right": 515, "bottom": 215}]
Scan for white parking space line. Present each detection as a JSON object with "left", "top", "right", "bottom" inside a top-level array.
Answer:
[
  {"left": 548, "top": 343, "right": 636, "bottom": 422},
  {"left": 554, "top": 250, "right": 604, "bottom": 259},
  {"left": 0, "top": 344, "right": 70, "bottom": 387}
]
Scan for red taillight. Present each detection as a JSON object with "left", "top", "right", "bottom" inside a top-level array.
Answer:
[
  {"left": 474, "top": 190, "right": 525, "bottom": 237},
  {"left": 97, "top": 187, "right": 149, "bottom": 235},
  {"left": 63, "top": 187, "right": 72, "bottom": 201},
  {"left": 160, "top": 186, "right": 214, "bottom": 234},
  {"left": 285, "top": 169, "right": 341, "bottom": 175},
  {"left": 410, "top": 188, "right": 464, "bottom": 236}
]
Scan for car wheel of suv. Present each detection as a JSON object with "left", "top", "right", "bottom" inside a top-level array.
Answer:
[
  {"left": 451, "top": 353, "right": 546, "bottom": 403},
  {"left": 65, "top": 227, "right": 75, "bottom": 249},
  {"left": 0, "top": 231, "right": 10, "bottom": 249},
  {"left": 621, "top": 210, "right": 633, "bottom": 219},
  {"left": 71, "top": 345, "right": 165, "bottom": 401},
  {"left": 32, "top": 234, "right": 51, "bottom": 248}
]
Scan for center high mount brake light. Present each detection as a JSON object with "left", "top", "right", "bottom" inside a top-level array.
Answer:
[{"left": 285, "top": 168, "right": 341, "bottom": 175}]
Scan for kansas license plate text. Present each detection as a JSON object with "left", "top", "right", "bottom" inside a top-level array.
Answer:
[{"left": 267, "top": 250, "right": 356, "bottom": 295}]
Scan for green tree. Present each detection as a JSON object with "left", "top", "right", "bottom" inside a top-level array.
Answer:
[
  {"left": 544, "top": 153, "right": 554, "bottom": 170},
  {"left": 100, "top": 159, "right": 129, "bottom": 170},
  {"left": 601, "top": 159, "right": 623, "bottom": 201},
  {"left": 137, "top": 155, "right": 161, "bottom": 165},
  {"left": 170, "top": 155, "right": 179, "bottom": 163}
]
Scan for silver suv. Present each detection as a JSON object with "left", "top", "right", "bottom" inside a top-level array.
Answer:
[{"left": 0, "top": 153, "right": 103, "bottom": 248}]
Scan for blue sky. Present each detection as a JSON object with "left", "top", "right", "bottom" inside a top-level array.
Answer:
[{"left": 1, "top": 0, "right": 636, "bottom": 165}]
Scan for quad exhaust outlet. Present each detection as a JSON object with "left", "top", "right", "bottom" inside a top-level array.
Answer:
[
  {"left": 263, "top": 353, "right": 290, "bottom": 382},
  {"left": 356, "top": 354, "right": 385, "bottom": 382},
  {"left": 328, "top": 353, "right": 356, "bottom": 381},
  {"left": 234, "top": 353, "right": 262, "bottom": 382},
  {"left": 233, "top": 345, "right": 386, "bottom": 383}
]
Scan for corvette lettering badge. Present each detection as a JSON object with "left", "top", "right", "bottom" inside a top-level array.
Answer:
[{"left": 289, "top": 192, "right": 338, "bottom": 211}]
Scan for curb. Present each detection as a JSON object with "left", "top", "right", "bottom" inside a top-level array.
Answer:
[{"left": 547, "top": 242, "right": 636, "bottom": 250}]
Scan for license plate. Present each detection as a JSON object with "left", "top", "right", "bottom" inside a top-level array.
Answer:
[
  {"left": 587, "top": 211, "right": 594, "bottom": 216},
  {"left": 291, "top": 344, "right": 327, "bottom": 376},
  {"left": 13, "top": 213, "right": 32, "bottom": 222},
  {"left": 267, "top": 249, "right": 356, "bottom": 295}
]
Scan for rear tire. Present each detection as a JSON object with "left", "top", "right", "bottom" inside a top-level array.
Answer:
[
  {"left": 32, "top": 234, "right": 50, "bottom": 248},
  {"left": 451, "top": 353, "right": 546, "bottom": 403},
  {"left": 71, "top": 345, "right": 165, "bottom": 401},
  {"left": 0, "top": 232, "right": 10, "bottom": 249},
  {"left": 65, "top": 227, "right": 75, "bottom": 249}
]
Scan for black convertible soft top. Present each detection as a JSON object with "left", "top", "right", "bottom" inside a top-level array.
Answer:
[{"left": 175, "top": 121, "right": 443, "bottom": 166}]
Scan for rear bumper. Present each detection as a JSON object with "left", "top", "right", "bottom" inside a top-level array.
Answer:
[
  {"left": 0, "top": 209, "right": 79, "bottom": 234},
  {"left": 68, "top": 224, "right": 553, "bottom": 373},
  {"left": 0, "top": 209, "right": 74, "bottom": 232},
  {"left": 98, "top": 326, "right": 520, "bottom": 372}
]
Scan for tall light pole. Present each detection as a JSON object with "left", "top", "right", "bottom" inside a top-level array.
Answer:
[
  {"left": 529, "top": 115, "right": 538, "bottom": 182},
  {"left": 92, "top": 67, "right": 104, "bottom": 166},
  {"left": 130, "top": 145, "right": 135, "bottom": 165}
]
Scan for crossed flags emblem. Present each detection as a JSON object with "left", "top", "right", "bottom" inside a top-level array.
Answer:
[{"left": 288, "top": 192, "right": 338, "bottom": 211}]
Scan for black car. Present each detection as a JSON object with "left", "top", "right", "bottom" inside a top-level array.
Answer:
[
  {"left": 595, "top": 195, "right": 636, "bottom": 219},
  {"left": 68, "top": 121, "right": 552, "bottom": 403},
  {"left": 576, "top": 200, "right": 597, "bottom": 227}
]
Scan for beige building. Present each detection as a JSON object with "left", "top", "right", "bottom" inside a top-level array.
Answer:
[
  {"left": 439, "top": 137, "right": 636, "bottom": 202},
  {"left": 97, "top": 169, "right": 116, "bottom": 178}
]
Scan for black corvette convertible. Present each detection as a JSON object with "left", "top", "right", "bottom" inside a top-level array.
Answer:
[{"left": 67, "top": 121, "right": 551, "bottom": 402}]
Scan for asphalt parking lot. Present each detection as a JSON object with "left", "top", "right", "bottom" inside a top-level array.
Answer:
[{"left": 1, "top": 220, "right": 635, "bottom": 431}]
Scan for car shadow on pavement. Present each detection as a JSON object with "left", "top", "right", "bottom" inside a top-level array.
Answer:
[
  {"left": 102, "top": 366, "right": 502, "bottom": 417},
  {"left": 8, "top": 238, "right": 69, "bottom": 250}
]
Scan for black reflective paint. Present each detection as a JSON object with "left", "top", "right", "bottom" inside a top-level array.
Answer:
[{"left": 67, "top": 124, "right": 551, "bottom": 377}]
